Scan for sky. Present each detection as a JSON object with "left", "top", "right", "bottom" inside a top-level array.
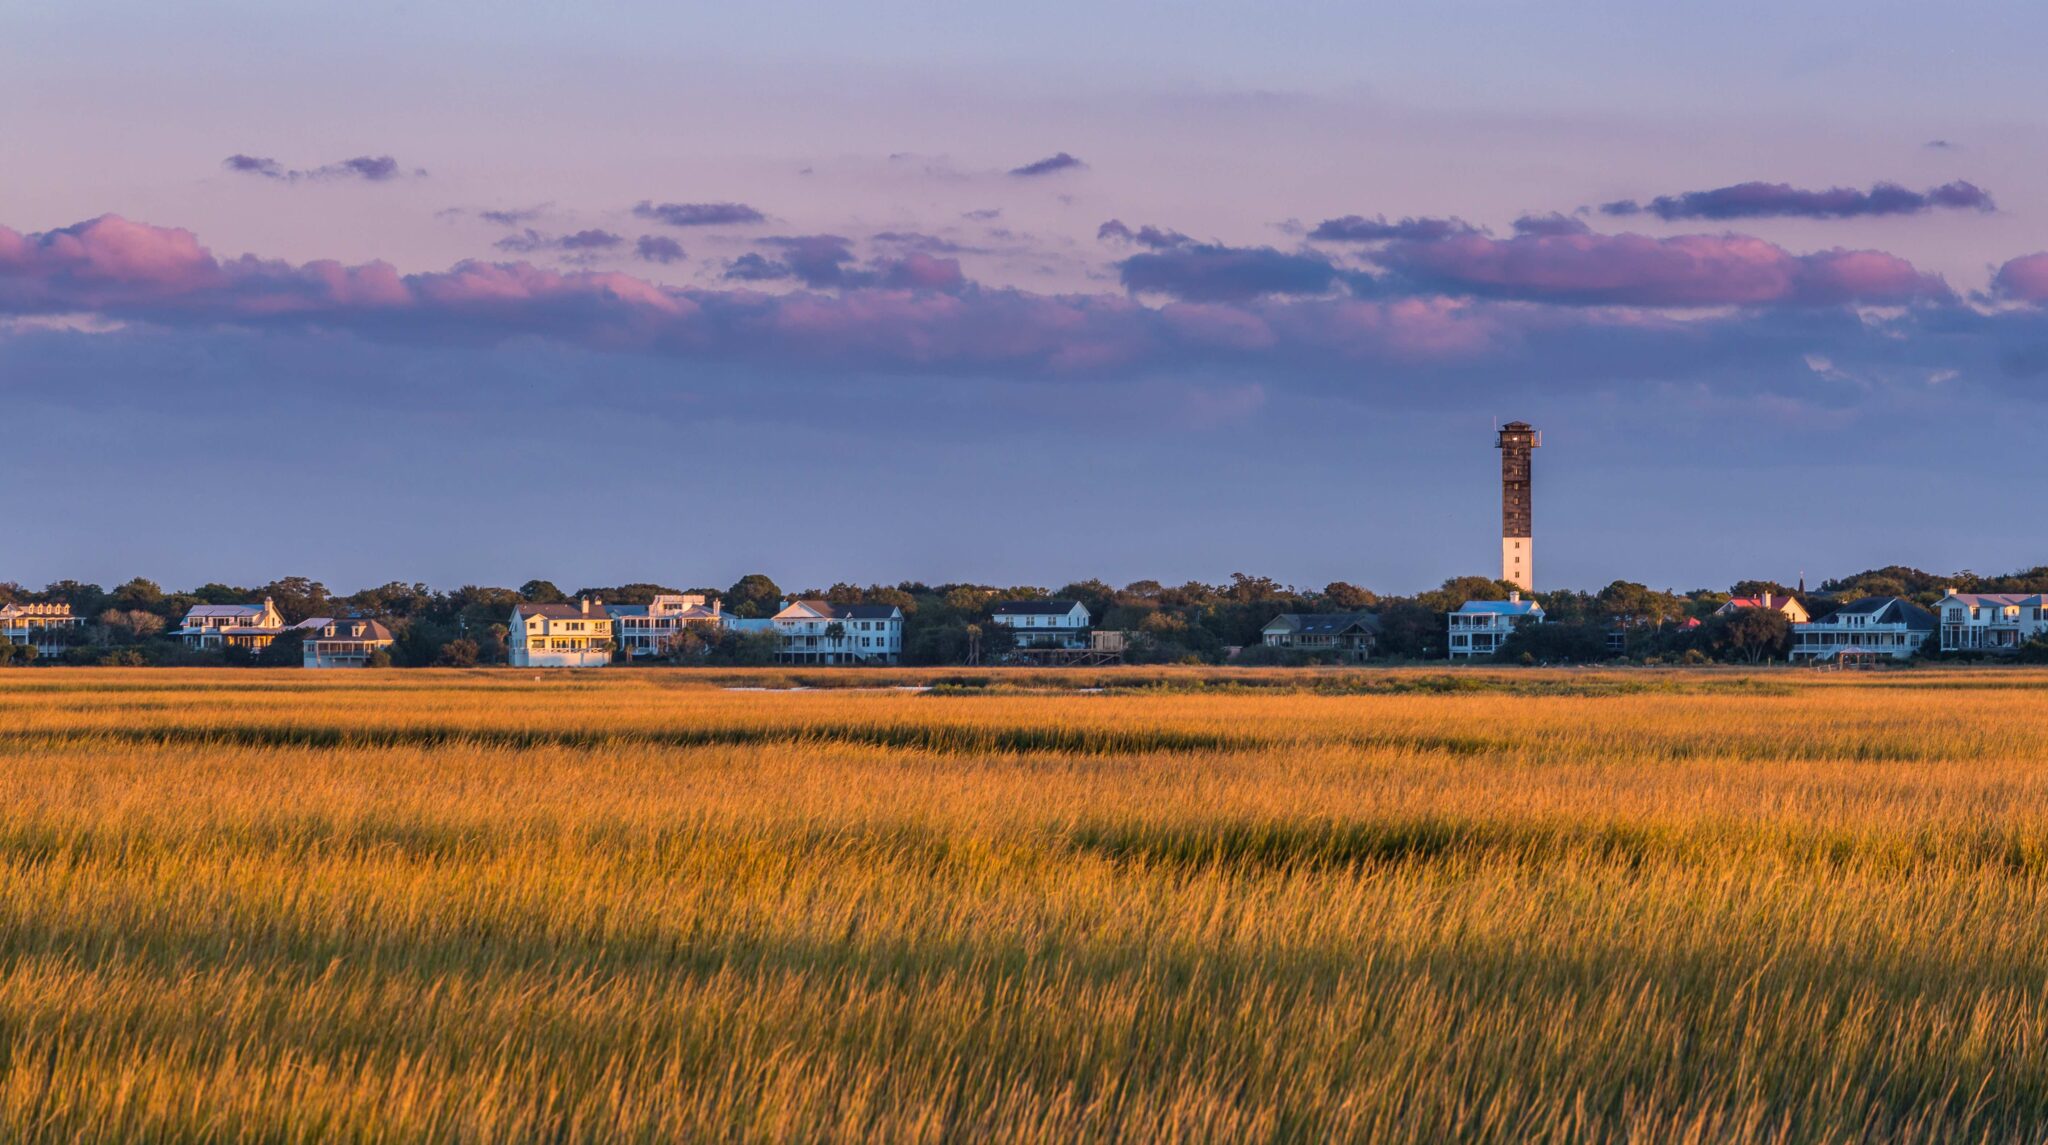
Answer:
[{"left": 4, "top": 0, "right": 2048, "bottom": 595}]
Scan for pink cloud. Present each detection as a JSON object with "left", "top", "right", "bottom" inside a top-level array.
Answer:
[
  {"left": 880, "top": 253, "right": 966, "bottom": 291},
  {"left": 0, "top": 213, "right": 1999, "bottom": 393},
  {"left": 1993, "top": 253, "right": 2048, "bottom": 302},
  {"left": 1376, "top": 231, "right": 1951, "bottom": 307}
]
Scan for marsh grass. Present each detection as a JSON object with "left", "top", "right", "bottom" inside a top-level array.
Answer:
[{"left": 4, "top": 667, "right": 2048, "bottom": 1141}]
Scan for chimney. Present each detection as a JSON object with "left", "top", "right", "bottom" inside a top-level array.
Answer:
[
  {"left": 1509, "top": 590, "right": 1521, "bottom": 604},
  {"left": 712, "top": 598, "right": 722, "bottom": 616},
  {"left": 580, "top": 597, "right": 590, "bottom": 615},
  {"left": 1763, "top": 591, "right": 1773, "bottom": 609}
]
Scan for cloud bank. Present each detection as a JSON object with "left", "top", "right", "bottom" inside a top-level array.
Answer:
[
  {"left": 632, "top": 201, "right": 766, "bottom": 227},
  {"left": 3, "top": 212, "right": 2040, "bottom": 409},
  {"left": 1009, "top": 152, "right": 1085, "bottom": 177},
  {"left": 224, "top": 154, "right": 418, "bottom": 183},
  {"left": 1600, "top": 180, "right": 1994, "bottom": 221},
  {"left": 1309, "top": 215, "right": 1480, "bottom": 243}
]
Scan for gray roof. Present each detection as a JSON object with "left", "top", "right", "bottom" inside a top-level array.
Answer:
[
  {"left": 605, "top": 604, "right": 650, "bottom": 618},
  {"left": 185, "top": 603, "right": 265, "bottom": 617},
  {"left": 516, "top": 602, "right": 607, "bottom": 620},
  {"left": 1264, "top": 612, "right": 1380, "bottom": 635},
  {"left": 993, "top": 600, "right": 1085, "bottom": 616},
  {"left": 308, "top": 618, "right": 394, "bottom": 641},
  {"left": 1942, "top": 592, "right": 2044, "bottom": 608},
  {"left": 1821, "top": 596, "right": 1937, "bottom": 630},
  {"left": 778, "top": 600, "right": 903, "bottom": 621},
  {"left": 831, "top": 603, "right": 902, "bottom": 620}
]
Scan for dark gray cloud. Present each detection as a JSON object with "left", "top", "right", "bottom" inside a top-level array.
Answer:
[
  {"left": 723, "top": 252, "right": 790, "bottom": 282},
  {"left": 632, "top": 201, "right": 766, "bottom": 227},
  {"left": 558, "top": 229, "right": 623, "bottom": 251},
  {"left": 222, "top": 154, "right": 417, "bottom": 183},
  {"left": 493, "top": 228, "right": 624, "bottom": 255},
  {"left": 1307, "top": 215, "right": 1481, "bottom": 243},
  {"left": 1600, "top": 180, "right": 1995, "bottom": 221},
  {"left": 1373, "top": 229, "right": 1952, "bottom": 307},
  {"left": 1097, "top": 220, "right": 1194, "bottom": 249},
  {"left": 1116, "top": 244, "right": 1342, "bottom": 301},
  {"left": 962, "top": 208, "right": 1003, "bottom": 221},
  {"left": 723, "top": 235, "right": 964, "bottom": 291},
  {"left": 1511, "top": 212, "right": 1592, "bottom": 237},
  {"left": 479, "top": 206, "right": 547, "bottom": 226},
  {"left": 635, "top": 235, "right": 687, "bottom": 264},
  {"left": 871, "top": 231, "right": 976, "bottom": 254},
  {"left": 1009, "top": 152, "right": 1085, "bottom": 177}
]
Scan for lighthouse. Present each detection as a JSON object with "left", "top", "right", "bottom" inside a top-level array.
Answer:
[{"left": 1496, "top": 421, "right": 1540, "bottom": 592}]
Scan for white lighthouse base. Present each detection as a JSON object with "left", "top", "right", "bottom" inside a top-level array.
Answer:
[{"left": 1502, "top": 536, "right": 1533, "bottom": 592}]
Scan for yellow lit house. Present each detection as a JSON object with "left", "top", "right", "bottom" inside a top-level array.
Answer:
[
  {"left": 174, "top": 596, "right": 290, "bottom": 651},
  {"left": 0, "top": 602, "right": 86, "bottom": 656},
  {"left": 509, "top": 598, "right": 615, "bottom": 668}
]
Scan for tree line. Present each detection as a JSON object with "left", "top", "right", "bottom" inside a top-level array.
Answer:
[{"left": 4, "top": 563, "right": 2047, "bottom": 667}]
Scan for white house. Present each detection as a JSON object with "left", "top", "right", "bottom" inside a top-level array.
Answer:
[
  {"left": 0, "top": 602, "right": 85, "bottom": 655},
  {"left": 1937, "top": 589, "right": 2048, "bottom": 654},
  {"left": 1259, "top": 613, "right": 1379, "bottom": 662},
  {"left": 770, "top": 600, "right": 903, "bottom": 665},
  {"left": 1447, "top": 592, "right": 1544, "bottom": 660},
  {"left": 302, "top": 617, "right": 395, "bottom": 668},
  {"left": 609, "top": 594, "right": 723, "bottom": 658},
  {"left": 1790, "top": 596, "right": 1936, "bottom": 664},
  {"left": 174, "top": 597, "right": 290, "bottom": 651},
  {"left": 509, "top": 598, "right": 615, "bottom": 668},
  {"left": 990, "top": 600, "right": 1092, "bottom": 650}
]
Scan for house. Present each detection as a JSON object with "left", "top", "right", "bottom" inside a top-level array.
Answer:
[
  {"left": 1936, "top": 588, "right": 2048, "bottom": 654},
  {"left": 302, "top": 617, "right": 395, "bottom": 668},
  {"left": 769, "top": 600, "right": 903, "bottom": 664},
  {"left": 990, "top": 600, "right": 1092, "bottom": 650},
  {"left": 508, "top": 598, "right": 615, "bottom": 668},
  {"left": 1447, "top": 591, "right": 1544, "bottom": 660},
  {"left": 0, "top": 602, "right": 85, "bottom": 655},
  {"left": 609, "top": 594, "right": 723, "bottom": 658},
  {"left": 1714, "top": 591, "right": 1811, "bottom": 625},
  {"left": 1259, "top": 612, "right": 1380, "bottom": 662},
  {"left": 1789, "top": 596, "right": 1935, "bottom": 664},
  {"left": 174, "top": 596, "right": 290, "bottom": 650}
]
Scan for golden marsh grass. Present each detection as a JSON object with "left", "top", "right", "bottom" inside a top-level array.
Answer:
[{"left": 3, "top": 666, "right": 2048, "bottom": 1141}]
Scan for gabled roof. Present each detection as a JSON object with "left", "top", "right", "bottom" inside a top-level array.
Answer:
[
  {"left": 515, "top": 602, "right": 608, "bottom": 621},
  {"left": 608, "top": 602, "right": 719, "bottom": 621},
  {"left": 309, "top": 618, "right": 393, "bottom": 641},
  {"left": 0, "top": 602, "right": 74, "bottom": 619},
  {"left": 1815, "top": 596, "right": 1936, "bottom": 630},
  {"left": 1726, "top": 595, "right": 1800, "bottom": 610},
  {"left": 1263, "top": 612, "right": 1380, "bottom": 635},
  {"left": 993, "top": 600, "right": 1086, "bottom": 616},
  {"left": 1941, "top": 592, "right": 2043, "bottom": 609},
  {"left": 778, "top": 600, "right": 902, "bottom": 621},
  {"left": 184, "top": 603, "right": 266, "bottom": 618}
]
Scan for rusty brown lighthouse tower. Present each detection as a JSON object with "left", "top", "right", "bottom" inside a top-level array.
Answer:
[{"left": 1496, "top": 421, "right": 1540, "bottom": 592}]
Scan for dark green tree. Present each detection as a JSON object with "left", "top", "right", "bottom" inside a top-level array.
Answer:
[
  {"left": 724, "top": 574, "right": 783, "bottom": 619},
  {"left": 518, "top": 580, "right": 567, "bottom": 604}
]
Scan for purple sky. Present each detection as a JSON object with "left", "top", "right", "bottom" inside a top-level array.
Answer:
[{"left": 5, "top": 2, "right": 2048, "bottom": 594}]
